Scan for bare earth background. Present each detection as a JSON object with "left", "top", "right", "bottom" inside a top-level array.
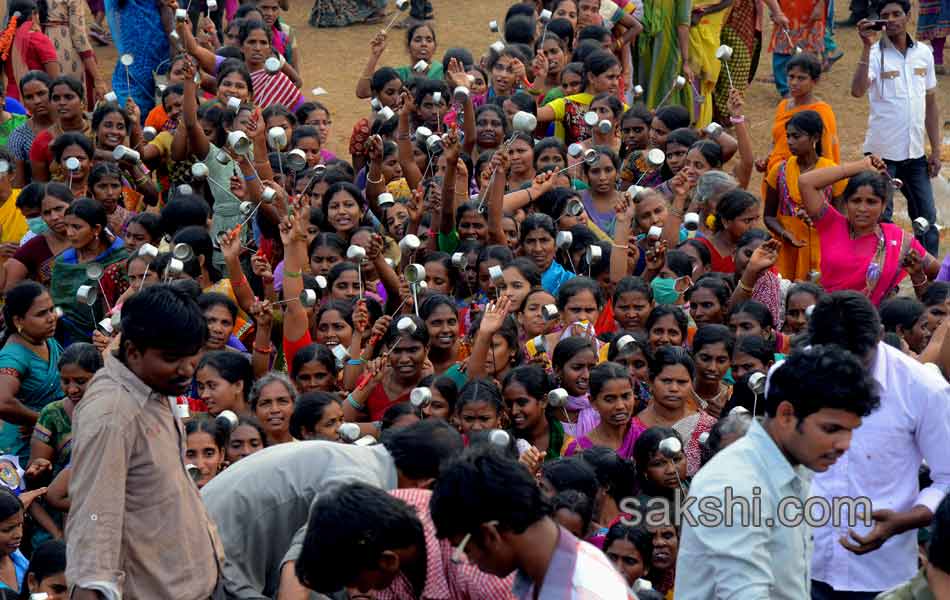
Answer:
[{"left": 64, "top": 0, "right": 950, "bottom": 248}]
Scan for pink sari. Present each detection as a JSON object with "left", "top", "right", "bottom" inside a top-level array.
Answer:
[
  {"left": 815, "top": 206, "right": 923, "bottom": 306},
  {"left": 563, "top": 417, "right": 647, "bottom": 459}
]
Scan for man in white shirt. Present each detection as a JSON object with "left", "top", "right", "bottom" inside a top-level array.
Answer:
[
  {"left": 807, "top": 291, "right": 950, "bottom": 599},
  {"left": 675, "top": 345, "right": 880, "bottom": 600},
  {"left": 851, "top": 0, "right": 942, "bottom": 256}
]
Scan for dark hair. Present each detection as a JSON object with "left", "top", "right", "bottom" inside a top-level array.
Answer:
[
  {"left": 173, "top": 226, "right": 222, "bottom": 282},
  {"left": 58, "top": 342, "right": 103, "bottom": 373},
  {"left": 14, "top": 182, "right": 46, "bottom": 212},
  {"left": 733, "top": 334, "right": 774, "bottom": 366},
  {"left": 552, "top": 336, "right": 595, "bottom": 372},
  {"left": 665, "top": 127, "right": 700, "bottom": 151},
  {"left": 121, "top": 285, "right": 208, "bottom": 357},
  {"left": 289, "top": 392, "right": 340, "bottom": 439},
  {"left": 48, "top": 75, "right": 84, "bottom": 102},
  {"left": 457, "top": 377, "right": 505, "bottom": 418},
  {"left": 786, "top": 52, "right": 823, "bottom": 80},
  {"left": 431, "top": 447, "right": 548, "bottom": 541},
  {"left": 379, "top": 419, "right": 463, "bottom": 481},
  {"left": 729, "top": 299, "right": 775, "bottom": 331},
  {"left": 607, "top": 330, "right": 652, "bottom": 364},
  {"left": 197, "top": 351, "right": 253, "bottom": 402},
  {"left": 701, "top": 411, "right": 752, "bottom": 464},
  {"left": 879, "top": 297, "right": 926, "bottom": 334},
  {"left": 582, "top": 49, "right": 620, "bottom": 86},
  {"left": 64, "top": 197, "right": 110, "bottom": 245},
  {"left": 0, "top": 488, "right": 21, "bottom": 523},
  {"left": 645, "top": 304, "right": 688, "bottom": 340},
  {"left": 663, "top": 249, "right": 693, "bottom": 279},
  {"left": 604, "top": 523, "right": 654, "bottom": 569},
  {"left": 18, "top": 70, "right": 52, "bottom": 95},
  {"left": 21, "top": 540, "right": 66, "bottom": 598},
  {"left": 51, "top": 132, "right": 94, "bottom": 163},
  {"left": 806, "top": 291, "right": 882, "bottom": 359},
  {"left": 692, "top": 323, "right": 736, "bottom": 357},
  {"left": 441, "top": 47, "right": 473, "bottom": 73},
  {"left": 469, "top": 312, "right": 522, "bottom": 367},
  {"left": 581, "top": 146, "right": 620, "bottom": 175},
  {"left": 649, "top": 345, "right": 695, "bottom": 379},
  {"left": 842, "top": 170, "right": 889, "bottom": 206},
  {"left": 198, "top": 292, "right": 238, "bottom": 322},
  {"left": 678, "top": 238, "right": 712, "bottom": 269},
  {"left": 763, "top": 344, "right": 880, "bottom": 420},
  {"left": 540, "top": 455, "right": 599, "bottom": 500},
  {"left": 552, "top": 489, "right": 593, "bottom": 534},
  {"left": 519, "top": 213, "right": 557, "bottom": 245},
  {"left": 547, "top": 18, "right": 574, "bottom": 47},
  {"left": 505, "top": 14, "right": 536, "bottom": 46},
  {"left": 2, "top": 281, "right": 46, "bottom": 346},
  {"left": 291, "top": 125, "right": 321, "bottom": 149},
  {"left": 125, "top": 212, "right": 162, "bottom": 243},
  {"left": 714, "top": 190, "right": 759, "bottom": 232},
  {"left": 557, "top": 276, "right": 604, "bottom": 310},
  {"left": 381, "top": 402, "right": 418, "bottom": 431},
  {"left": 653, "top": 106, "right": 691, "bottom": 133},
  {"left": 88, "top": 162, "right": 124, "bottom": 194},
  {"left": 321, "top": 182, "right": 365, "bottom": 228},
  {"left": 578, "top": 24, "right": 610, "bottom": 43},
  {"left": 589, "top": 361, "right": 631, "bottom": 401},
  {"left": 633, "top": 426, "right": 681, "bottom": 480},
  {"left": 290, "top": 343, "right": 338, "bottom": 380},
  {"left": 689, "top": 139, "right": 723, "bottom": 169},
  {"left": 92, "top": 102, "right": 132, "bottom": 137},
  {"left": 580, "top": 445, "right": 638, "bottom": 505},
  {"left": 786, "top": 110, "right": 824, "bottom": 157},
  {"left": 160, "top": 195, "right": 211, "bottom": 238},
  {"left": 418, "top": 374, "right": 459, "bottom": 415},
  {"left": 216, "top": 58, "right": 254, "bottom": 97},
  {"left": 922, "top": 282, "right": 950, "bottom": 307},
  {"left": 786, "top": 282, "right": 826, "bottom": 308},
  {"left": 501, "top": 364, "right": 552, "bottom": 403},
  {"left": 186, "top": 416, "right": 228, "bottom": 451},
  {"left": 684, "top": 274, "right": 731, "bottom": 308},
  {"left": 613, "top": 276, "right": 652, "bottom": 305},
  {"left": 296, "top": 482, "right": 425, "bottom": 592}
]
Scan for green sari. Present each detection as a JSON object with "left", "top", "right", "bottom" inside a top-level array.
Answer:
[
  {"left": 0, "top": 339, "right": 63, "bottom": 464},
  {"left": 50, "top": 238, "right": 129, "bottom": 345},
  {"left": 637, "top": 0, "right": 693, "bottom": 110}
]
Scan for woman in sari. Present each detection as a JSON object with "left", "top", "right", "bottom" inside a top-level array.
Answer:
[
  {"left": 686, "top": 0, "right": 732, "bottom": 127},
  {"left": 29, "top": 76, "right": 92, "bottom": 184},
  {"left": 3, "top": 183, "right": 72, "bottom": 291},
  {"left": 50, "top": 198, "right": 128, "bottom": 344},
  {"left": 799, "top": 156, "right": 940, "bottom": 306},
  {"left": 0, "top": 281, "right": 63, "bottom": 465},
  {"left": 769, "top": 0, "right": 825, "bottom": 96},
  {"left": 0, "top": 0, "right": 59, "bottom": 102},
  {"left": 103, "top": 0, "right": 172, "bottom": 114},
  {"left": 537, "top": 50, "right": 626, "bottom": 145},
  {"left": 636, "top": 0, "right": 693, "bottom": 110},
  {"left": 759, "top": 52, "right": 838, "bottom": 195}
]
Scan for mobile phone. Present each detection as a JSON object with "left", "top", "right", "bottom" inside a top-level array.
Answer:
[{"left": 869, "top": 19, "right": 887, "bottom": 30}]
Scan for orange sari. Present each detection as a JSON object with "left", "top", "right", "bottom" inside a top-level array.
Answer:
[{"left": 766, "top": 98, "right": 840, "bottom": 177}]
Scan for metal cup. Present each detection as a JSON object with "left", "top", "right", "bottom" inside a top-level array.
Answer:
[
  {"left": 585, "top": 245, "right": 602, "bottom": 265},
  {"left": 166, "top": 257, "right": 184, "bottom": 278},
  {"left": 646, "top": 148, "right": 666, "bottom": 167},
  {"left": 715, "top": 44, "right": 733, "bottom": 60},
  {"left": 567, "top": 143, "right": 583, "bottom": 158},
  {"left": 410, "top": 387, "right": 432, "bottom": 408},
  {"left": 113, "top": 145, "right": 141, "bottom": 163},
  {"left": 426, "top": 134, "right": 443, "bottom": 154},
  {"left": 299, "top": 289, "right": 318, "bottom": 308},
  {"left": 397, "top": 316, "right": 418, "bottom": 334},
  {"left": 346, "top": 245, "right": 367, "bottom": 263},
  {"left": 332, "top": 344, "right": 350, "bottom": 369},
  {"left": 489, "top": 429, "right": 511, "bottom": 447},
  {"left": 77, "top": 285, "right": 98, "bottom": 306},
  {"left": 315, "top": 275, "right": 328, "bottom": 290},
  {"left": 684, "top": 212, "right": 700, "bottom": 231},
  {"left": 490, "top": 40, "right": 505, "bottom": 54},
  {"left": 399, "top": 234, "right": 421, "bottom": 254},
  {"left": 658, "top": 436, "right": 682, "bottom": 458},
  {"left": 704, "top": 122, "right": 723, "bottom": 138},
  {"left": 285, "top": 149, "right": 307, "bottom": 171},
  {"left": 378, "top": 106, "right": 396, "bottom": 122},
  {"left": 138, "top": 243, "right": 159, "bottom": 259},
  {"left": 413, "top": 60, "right": 429, "bottom": 72},
  {"left": 65, "top": 157, "right": 81, "bottom": 172},
  {"left": 633, "top": 85, "right": 644, "bottom": 97},
  {"left": 488, "top": 19, "right": 499, "bottom": 32},
  {"left": 239, "top": 201, "right": 255, "bottom": 217},
  {"left": 172, "top": 243, "right": 194, "bottom": 262},
  {"left": 405, "top": 263, "right": 426, "bottom": 284},
  {"left": 268, "top": 127, "right": 288, "bottom": 150},
  {"left": 913, "top": 217, "right": 931, "bottom": 235},
  {"left": 338, "top": 422, "right": 361, "bottom": 442},
  {"left": 748, "top": 371, "right": 766, "bottom": 395},
  {"left": 227, "top": 130, "right": 252, "bottom": 155},
  {"left": 583, "top": 111, "right": 599, "bottom": 127},
  {"left": 542, "top": 304, "right": 559, "bottom": 322},
  {"left": 227, "top": 97, "right": 242, "bottom": 112},
  {"left": 566, "top": 199, "right": 583, "bottom": 216},
  {"left": 177, "top": 184, "right": 194, "bottom": 196},
  {"left": 615, "top": 334, "right": 635, "bottom": 352},
  {"left": 120, "top": 53, "right": 134, "bottom": 67},
  {"left": 264, "top": 56, "right": 281, "bottom": 75},
  {"left": 647, "top": 225, "right": 663, "bottom": 241},
  {"left": 596, "top": 119, "right": 613, "bottom": 134},
  {"left": 415, "top": 126, "right": 433, "bottom": 144},
  {"left": 451, "top": 252, "right": 468, "bottom": 269},
  {"left": 86, "top": 263, "right": 104, "bottom": 281},
  {"left": 175, "top": 8, "right": 188, "bottom": 21},
  {"left": 216, "top": 410, "right": 239, "bottom": 431},
  {"left": 555, "top": 230, "right": 572, "bottom": 249},
  {"left": 214, "top": 150, "right": 230, "bottom": 165},
  {"left": 540, "top": 8, "right": 552, "bottom": 21},
  {"left": 378, "top": 192, "right": 395, "bottom": 207},
  {"left": 104, "top": 91, "right": 118, "bottom": 103},
  {"left": 547, "top": 388, "right": 568, "bottom": 407},
  {"left": 261, "top": 187, "right": 277, "bottom": 204},
  {"left": 432, "top": 91, "right": 442, "bottom": 105},
  {"left": 674, "top": 75, "right": 687, "bottom": 89},
  {"left": 698, "top": 432, "right": 710, "bottom": 446},
  {"left": 512, "top": 111, "right": 537, "bottom": 133},
  {"left": 583, "top": 148, "right": 599, "bottom": 164},
  {"left": 453, "top": 86, "right": 470, "bottom": 104},
  {"left": 488, "top": 265, "right": 504, "bottom": 286}
]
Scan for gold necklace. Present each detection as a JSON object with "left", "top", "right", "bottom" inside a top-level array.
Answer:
[{"left": 692, "top": 383, "right": 727, "bottom": 411}]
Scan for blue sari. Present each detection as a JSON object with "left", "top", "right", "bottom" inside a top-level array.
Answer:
[
  {"left": 0, "top": 339, "right": 64, "bottom": 464},
  {"left": 105, "top": 0, "right": 170, "bottom": 116}
]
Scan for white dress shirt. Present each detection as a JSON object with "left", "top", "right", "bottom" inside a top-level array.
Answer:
[
  {"left": 675, "top": 420, "right": 813, "bottom": 600},
  {"left": 810, "top": 342, "right": 950, "bottom": 592},
  {"left": 862, "top": 36, "right": 937, "bottom": 161}
]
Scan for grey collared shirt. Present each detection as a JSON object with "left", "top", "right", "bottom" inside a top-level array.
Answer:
[
  {"left": 675, "top": 420, "right": 812, "bottom": 599},
  {"left": 200, "top": 440, "right": 398, "bottom": 599},
  {"left": 65, "top": 353, "right": 223, "bottom": 600}
]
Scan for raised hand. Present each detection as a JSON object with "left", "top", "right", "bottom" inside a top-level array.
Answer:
[
  {"left": 531, "top": 51, "right": 549, "bottom": 80},
  {"left": 645, "top": 239, "right": 668, "bottom": 272},
  {"left": 250, "top": 299, "right": 274, "bottom": 329},
  {"left": 745, "top": 238, "right": 781, "bottom": 277},
  {"left": 353, "top": 299, "right": 370, "bottom": 333},
  {"left": 250, "top": 253, "right": 273, "bottom": 281},
  {"left": 479, "top": 296, "right": 512, "bottom": 337},
  {"left": 727, "top": 88, "right": 745, "bottom": 118},
  {"left": 370, "top": 31, "right": 387, "bottom": 58},
  {"left": 365, "top": 134, "right": 384, "bottom": 164}
]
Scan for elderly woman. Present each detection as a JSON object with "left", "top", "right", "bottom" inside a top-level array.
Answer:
[
  {"left": 799, "top": 156, "right": 939, "bottom": 306},
  {"left": 250, "top": 372, "right": 297, "bottom": 445}
]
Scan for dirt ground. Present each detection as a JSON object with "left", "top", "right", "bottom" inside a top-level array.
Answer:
[{"left": 87, "top": 0, "right": 949, "bottom": 244}]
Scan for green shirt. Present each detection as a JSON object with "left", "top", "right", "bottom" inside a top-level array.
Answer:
[
  {"left": 32, "top": 399, "right": 72, "bottom": 475},
  {"left": 394, "top": 62, "right": 445, "bottom": 83},
  {"left": 0, "top": 114, "right": 27, "bottom": 148}
]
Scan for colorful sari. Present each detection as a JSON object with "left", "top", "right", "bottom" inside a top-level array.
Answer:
[
  {"left": 563, "top": 418, "right": 647, "bottom": 459},
  {"left": 766, "top": 156, "right": 846, "bottom": 281},
  {"left": 580, "top": 190, "right": 617, "bottom": 239},
  {"left": 687, "top": 0, "right": 731, "bottom": 127},
  {"left": 766, "top": 99, "right": 840, "bottom": 177},
  {"left": 713, "top": 0, "right": 756, "bottom": 121},
  {"left": 637, "top": 0, "right": 693, "bottom": 110},
  {"left": 768, "top": 0, "right": 825, "bottom": 56},
  {"left": 50, "top": 238, "right": 129, "bottom": 344},
  {"left": 546, "top": 92, "right": 628, "bottom": 145},
  {"left": 309, "top": 0, "right": 386, "bottom": 27}
]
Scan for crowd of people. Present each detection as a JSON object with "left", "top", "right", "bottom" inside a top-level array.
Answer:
[{"left": 0, "top": 0, "right": 946, "bottom": 597}]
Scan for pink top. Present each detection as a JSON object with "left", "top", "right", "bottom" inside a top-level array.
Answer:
[{"left": 816, "top": 206, "right": 924, "bottom": 306}]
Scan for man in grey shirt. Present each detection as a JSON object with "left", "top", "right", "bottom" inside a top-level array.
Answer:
[{"left": 201, "top": 419, "right": 462, "bottom": 599}]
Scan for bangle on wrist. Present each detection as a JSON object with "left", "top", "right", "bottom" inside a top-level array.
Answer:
[
  {"left": 231, "top": 276, "right": 248, "bottom": 288},
  {"left": 730, "top": 115, "right": 745, "bottom": 124},
  {"left": 284, "top": 269, "right": 302, "bottom": 278},
  {"left": 737, "top": 278, "right": 755, "bottom": 293},
  {"left": 347, "top": 394, "right": 365, "bottom": 411},
  {"left": 669, "top": 207, "right": 685, "bottom": 218},
  {"left": 346, "top": 358, "right": 365, "bottom": 366},
  {"left": 244, "top": 173, "right": 257, "bottom": 182},
  {"left": 253, "top": 344, "right": 274, "bottom": 354},
  {"left": 366, "top": 171, "right": 384, "bottom": 184}
]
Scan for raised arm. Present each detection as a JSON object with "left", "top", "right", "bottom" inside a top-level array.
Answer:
[
  {"left": 395, "top": 90, "right": 423, "bottom": 191},
  {"left": 356, "top": 32, "right": 388, "bottom": 99},
  {"left": 484, "top": 148, "right": 508, "bottom": 245},
  {"left": 851, "top": 20, "right": 876, "bottom": 97},
  {"left": 279, "top": 210, "right": 311, "bottom": 345},
  {"left": 798, "top": 156, "right": 877, "bottom": 220},
  {"left": 467, "top": 297, "right": 511, "bottom": 380},
  {"left": 440, "top": 129, "right": 461, "bottom": 236},
  {"left": 178, "top": 14, "right": 219, "bottom": 77},
  {"left": 180, "top": 58, "right": 211, "bottom": 161},
  {"left": 611, "top": 192, "right": 639, "bottom": 284},
  {"left": 727, "top": 89, "right": 754, "bottom": 189}
]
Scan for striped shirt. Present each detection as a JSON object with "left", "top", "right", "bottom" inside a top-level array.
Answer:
[{"left": 378, "top": 488, "right": 516, "bottom": 600}]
